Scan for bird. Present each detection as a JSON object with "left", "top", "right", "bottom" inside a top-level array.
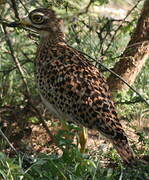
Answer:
[{"left": 10, "top": 8, "right": 135, "bottom": 164}]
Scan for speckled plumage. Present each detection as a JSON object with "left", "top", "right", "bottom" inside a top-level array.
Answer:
[{"left": 19, "top": 8, "right": 135, "bottom": 163}]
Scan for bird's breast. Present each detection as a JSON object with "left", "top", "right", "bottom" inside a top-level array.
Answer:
[{"left": 40, "top": 93, "right": 74, "bottom": 122}]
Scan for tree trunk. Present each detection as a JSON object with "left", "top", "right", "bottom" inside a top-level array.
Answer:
[{"left": 107, "top": 0, "right": 149, "bottom": 92}]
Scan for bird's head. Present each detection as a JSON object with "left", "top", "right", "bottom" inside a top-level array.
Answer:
[{"left": 10, "top": 8, "right": 64, "bottom": 38}]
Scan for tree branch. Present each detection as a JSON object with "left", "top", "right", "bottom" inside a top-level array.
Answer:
[
  {"left": 0, "top": 128, "right": 18, "bottom": 154},
  {"left": 77, "top": 0, "right": 94, "bottom": 16},
  {"left": 76, "top": 48, "right": 149, "bottom": 107},
  {"left": 116, "top": 98, "right": 149, "bottom": 105},
  {"left": 2, "top": 25, "right": 54, "bottom": 143},
  {"left": 2, "top": 24, "right": 30, "bottom": 96},
  {"left": 10, "top": 0, "right": 20, "bottom": 19},
  {"left": 107, "top": 0, "right": 149, "bottom": 91},
  {"left": 104, "top": 0, "right": 141, "bottom": 55}
]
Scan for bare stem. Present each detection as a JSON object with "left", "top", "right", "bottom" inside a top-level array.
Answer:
[
  {"left": 10, "top": 0, "right": 20, "bottom": 19},
  {"left": 2, "top": 25, "right": 54, "bottom": 143},
  {"left": 0, "top": 128, "right": 18, "bottom": 154}
]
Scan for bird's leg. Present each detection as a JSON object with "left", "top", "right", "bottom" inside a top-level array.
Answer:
[
  {"left": 78, "top": 127, "right": 88, "bottom": 153},
  {"left": 60, "top": 121, "right": 88, "bottom": 153}
]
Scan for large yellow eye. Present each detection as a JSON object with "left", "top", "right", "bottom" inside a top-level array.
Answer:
[{"left": 31, "top": 14, "right": 44, "bottom": 24}]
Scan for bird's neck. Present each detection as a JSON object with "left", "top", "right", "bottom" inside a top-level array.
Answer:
[
  {"left": 39, "top": 30, "right": 66, "bottom": 44},
  {"left": 36, "top": 30, "right": 66, "bottom": 64}
]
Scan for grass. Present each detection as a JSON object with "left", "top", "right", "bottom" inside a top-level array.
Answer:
[
  {"left": 0, "top": 150, "right": 149, "bottom": 180},
  {"left": 0, "top": 123, "right": 149, "bottom": 180}
]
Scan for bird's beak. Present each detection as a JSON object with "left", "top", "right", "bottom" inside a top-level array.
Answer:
[
  {"left": 8, "top": 16, "right": 32, "bottom": 27},
  {"left": 19, "top": 17, "right": 32, "bottom": 26}
]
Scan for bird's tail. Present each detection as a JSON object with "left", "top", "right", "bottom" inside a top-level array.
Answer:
[
  {"left": 111, "top": 138, "right": 135, "bottom": 164},
  {"left": 96, "top": 116, "right": 135, "bottom": 164}
]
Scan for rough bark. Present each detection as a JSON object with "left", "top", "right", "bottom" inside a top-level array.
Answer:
[{"left": 107, "top": 0, "right": 149, "bottom": 92}]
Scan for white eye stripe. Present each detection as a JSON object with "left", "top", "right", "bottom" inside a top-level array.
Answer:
[
  {"left": 31, "top": 12, "right": 49, "bottom": 19},
  {"left": 32, "top": 12, "right": 44, "bottom": 16}
]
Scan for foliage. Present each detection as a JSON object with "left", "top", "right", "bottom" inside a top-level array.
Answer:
[
  {"left": 0, "top": 0, "right": 149, "bottom": 179},
  {"left": 0, "top": 149, "right": 149, "bottom": 180}
]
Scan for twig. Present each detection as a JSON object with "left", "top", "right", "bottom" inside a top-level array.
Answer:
[
  {"left": 2, "top": 24, "right": 30, "bottom": 95},
  {"left": 10, "top": 0, "right": 20, "bottom": 19},
  {"left": 77, "top": 0, "right": 94, "bottom": 16},
  {"left": 104, "top": 0, "right": 142, "bottom": 55},
  {"left": 18, "top": 0, "right": 29, "bottom": 13},
  {"left": 28, "top": 102, "right": 55, "bottom": 143},
  {"left": 0, "top": 19, "right": 12, "bottom": 26},
  {"left": 76, "top": 48, "right": 149, "bottom": 107},
  {"left": 2, "top": 25, "right": 54, "bottom": 142},
  {"left": 0, "top": 128, "right": 18, "bottom": 154},
  {"left": 0, "top": 61, "right": 31, "bottom": 74},
  {"left": 116, "top": 99, "right": 149, "bottom": 105}
]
